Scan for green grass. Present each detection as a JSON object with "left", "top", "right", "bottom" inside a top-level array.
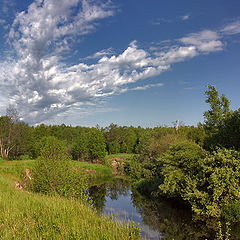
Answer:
[
  {"left": 71, "top": 161, "right": 114, "bottom": 185},
  {"left": 0, "top": 175, "right": 141, "bottom": 239},
  {"left": 0, "top": 159, "right": 113, "bottom": 183},
  {"left": 71, "top": 161, "right": 112, "bottom": 177},
  {"left": 0, "top": 159, "right": 35, "bottom": 181},
  {"left": 0, "top": 160, "right": 142, "bottom": 239}
]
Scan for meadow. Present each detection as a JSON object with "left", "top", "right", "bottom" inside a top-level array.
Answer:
[{"left": 0, "top": 158, "right": 142, "bottom": 240}]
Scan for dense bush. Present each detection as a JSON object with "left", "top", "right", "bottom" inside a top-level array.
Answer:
[
  {"left": 158, "top": 141, "right": 206, "bottom": 198},
  {"left": 201, "top": 148, "right": 240, "bottom": 217},
  {"left": 31, "top": 137, "right": 87, "bottom": 200},
  {"left": 159, "top": 144, "right": 240, "bottom": 218}
]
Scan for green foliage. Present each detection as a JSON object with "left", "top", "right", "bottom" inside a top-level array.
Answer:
[
  {"left": 202, "top": 85, "right": 240, "bottom": 150},
  {"left": 120, "top": 141, "right": 127, "bottom": 153},
  {"left": 31, "top": 136, "right": 53, "bottom": 159},
  {"left": 158, "top": 141, "right": 205, "bottom": 198},
  {"left": 136, "top": 127, "right": 188, "bottom": 162},
  {"left": 71, "top": 161, "right": 113, "bottom": 185},
  {"left": 159, "top": 144, "right": 240, "bottom": 218},
  {"left": 31, "top": 136, "right": 87, "bottom": 200},
  {"left": 71, "top": 134, "right": 89, "bottom": 160},
  {"left": 126, "top": 156, "right": 144, "bottom": 181},
  {"left": 108, "top": 141, "right": 120, "bottom": 154},
  {"left": 204, "top": 85, "right": 231, "bottom": 130},
  {"left": 19, "top": 154, "right": 31, "bottom": 160},
  {"left": 0, "top": 116, "right": 12, "bottom": 159},
  {"left": 201, "top": 148, "right": 240, "bottom": 217},
  {"left": 212, "top": 108, "right": 240, "bottom": 150},
  {"left": 223, "top": 201, "right": 240, "bottom": 222},
  {"left": 104, "top": 124, "right": 138, "bottom": 154},
  {"left": 178, "top": 124, "right": 207, "bottom": 147},
  {"left": 88, "top": 128, "right": 106, "bottom": 162}
]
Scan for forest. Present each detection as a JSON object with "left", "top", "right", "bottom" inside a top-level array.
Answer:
[{"left": 0, "top": 85, "right": 240, "bottom": 239}]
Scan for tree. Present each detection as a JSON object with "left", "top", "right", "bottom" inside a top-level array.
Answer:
[
  {"left": 10, "top": 121, "right": 32, "bottom": 159},
  {"left": 71, "top": 133, "right": 89, "bottom": 160},
  {"left": 213, "top": 108, "right": 240, "bottom": 150},
  {"left": 108, "top": 141, "right": 120, "bottom": 154},
  {"left": 203, "top": 85, "right": 240, "bottom": 150},
  {"left": 88, "top": 128, "right": 106, "bottom": 162},
  {"left": 204, "top": 85, "right": 231, "bottom": 131},
  {"left": 0, "top": 106, "right": 19, "bottom": 159}
]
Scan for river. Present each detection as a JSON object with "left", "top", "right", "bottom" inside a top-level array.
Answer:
[{"left": 87, "top": 177, "right": 236, "bottom": 240}]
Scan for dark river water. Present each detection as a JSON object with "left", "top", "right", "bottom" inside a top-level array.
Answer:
[{"left": 88, "top": 177, "right": 240, "bottom": 240}]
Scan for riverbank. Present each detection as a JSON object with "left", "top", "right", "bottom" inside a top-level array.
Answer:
[{"left": 0, "top": 159, "right": 142, "bottom": 239}]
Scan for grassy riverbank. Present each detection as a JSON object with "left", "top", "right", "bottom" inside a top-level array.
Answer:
[
  {"left": 0, "top": 159, "right": 142, "bottom": 240},
  {"left": 0, "top": 159, "right": 113, "bottom": 182}
]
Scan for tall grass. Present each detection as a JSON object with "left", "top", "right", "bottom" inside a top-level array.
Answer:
[
  {"left": 0, "top": 160, "right": 142, "bottom": 239},
  {"left": 0, "top": 160, "right": 35, "bottom": 180}
]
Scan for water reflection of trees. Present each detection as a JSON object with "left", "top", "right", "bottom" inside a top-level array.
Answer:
[
  {"left": 131, "top": 191, "right": 240, "bottom": 240},
  {"left": 106, "top": 178, "right": 130, "bottom": 200},
  {"left": 88, "top": 184, "right": 107, "bottom": 212},
  {"left": 88, "top": 179, "right": 240, "bottom": 239},
  {"left": 88, "top": 177, "right": 130, "bottom": 212}
]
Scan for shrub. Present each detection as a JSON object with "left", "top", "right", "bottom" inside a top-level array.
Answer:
[
  {"left": 223, "top": 201, "right": 240, "bottom": 222},
  {"left": 159, "top": 144, "right": 240, "bottom": 218},
  {"left": 201, "top": 148, "right": 240, "bottom": 217},
  {"left": 31, "top": 136, "right": 87, "bottom": 200},
  {"left": 158, "top": 141, "right": 205, "bottom": 198}
]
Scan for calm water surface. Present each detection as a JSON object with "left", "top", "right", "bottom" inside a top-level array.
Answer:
[{"left": 88, "top": 178, "right": 239, "bottom": 240}]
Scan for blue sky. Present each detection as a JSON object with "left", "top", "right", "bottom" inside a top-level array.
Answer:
[{"left": 0, "top": 0, "right": 239, "bottom": 127}]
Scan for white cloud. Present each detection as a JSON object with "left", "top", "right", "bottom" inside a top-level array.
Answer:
[
  {"left": 131, "top": 83, "right": 164, "bottom": 91},
  {"left": 181, "top": 15, "right": 190, "bottom": 21},
  {"left": 84, "top": 48, "right": 115, "bottom": 59},
  {"left": 1, "top": 0, "right": 15, "bottom": 15},
  {"left": 180, "top": 30, "right": 223, "bottom": 52},
  {"left": 221, "top": 20, "right": 240, "bottom": 35},
  {"left": 0, "top": 1, "right": 238, "bottom": 124}
]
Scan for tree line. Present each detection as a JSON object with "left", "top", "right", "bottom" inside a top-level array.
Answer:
[{"left": 0, "top": 85, "right": 239, "bottom": 162}]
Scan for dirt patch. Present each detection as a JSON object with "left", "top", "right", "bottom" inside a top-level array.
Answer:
[
  {"left": 15, "top": 168, "right": 32, "bottom": 190},
  {"left": 112, "top": 160, "right": 125, "bottom": 175},
  {"left": 84, "top": 169, "right": 96, "bottom": 175}
]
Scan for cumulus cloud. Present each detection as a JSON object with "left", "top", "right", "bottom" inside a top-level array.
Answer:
[{"left": 0, "top": 1, "right": 238, "bottom": 124}]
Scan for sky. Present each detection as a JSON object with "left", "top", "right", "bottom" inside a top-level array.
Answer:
[{"left": 0, "top": 0, "right": 239, "bottom": 127}]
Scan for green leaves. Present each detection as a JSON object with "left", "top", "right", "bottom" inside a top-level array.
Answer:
[
  {"left": 71, "top": 128, "right": 106, "bottom": 162},
  {"left": 204, "top": 85, "right": 231, "bottom": 129},
  {"left": 31, "top": 136, "right": 87, "bottom": 200},
  {"left": 158, "top": 143, "right": 240, "bottom": 218},
  {"left": 158, "top": 141, "right": 205, "bottom": 198}
]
